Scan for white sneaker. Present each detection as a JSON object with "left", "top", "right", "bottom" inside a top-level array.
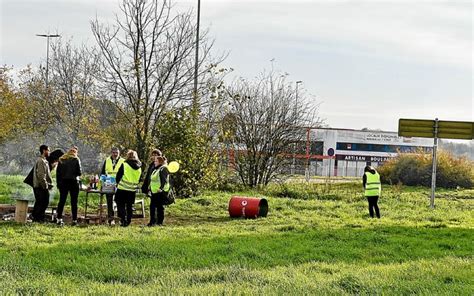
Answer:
[
  {"left": 109, "top": 220, "right": 115, "bottom": 226},
  {"left": 57, "top": 218, "right": 64, "bottom": 226}
]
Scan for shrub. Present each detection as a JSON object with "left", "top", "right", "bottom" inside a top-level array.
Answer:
[
  {"left": 154, "top": 108, "right": 221, "bottom": 198},
  {"left": 378, "top": 150, "right": 474, "bottom": 188}
]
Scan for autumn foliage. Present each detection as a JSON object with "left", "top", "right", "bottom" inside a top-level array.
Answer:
[{"left": 378, "top": 149, "right": 474, "bottom": 188}]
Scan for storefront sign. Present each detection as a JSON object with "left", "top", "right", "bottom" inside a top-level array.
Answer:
[
  {"left": 365, "top": 133, "right": 400, "bottom": 142},
  {"left": 336, "top": 155, "right": 392, "bottom": 162}
]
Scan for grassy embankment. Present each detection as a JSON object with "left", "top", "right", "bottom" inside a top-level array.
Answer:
[{"left": 0, "top": 175, "right": 473, "bottom": 294}]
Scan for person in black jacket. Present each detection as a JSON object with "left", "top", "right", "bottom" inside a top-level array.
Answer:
[
  {"left": 56, "top": 147, "right": 82, "bottom": 226},
  {"left": 141, "top": 149, "right": 162, "bottom": 194},
  {"left": 147, "top": 156, "right": 170, "bottom": 226}
]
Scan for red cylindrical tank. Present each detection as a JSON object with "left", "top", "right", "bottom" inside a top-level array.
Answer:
[{"left": 228, "top": 196, "right": 268, "bottom": 218}]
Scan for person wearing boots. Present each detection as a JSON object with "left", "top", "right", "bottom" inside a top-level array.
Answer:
[
  {"left": 56, "top": 147, "right": 82, "bottom": 226},
  {"left": 115, "top": 150, "right": 142, "bottom": 227},
  {"left": 100, "top": 147, "right": 125, "bottom": 225},
  {"left": 31, "top": 145, "right": 53, "bottom": 222},
  {"left": 147, "top": 156, "right": 170, "bottom": 226},
  {"left": 363, "top": 165, "right": 381, "bottom": 219}
]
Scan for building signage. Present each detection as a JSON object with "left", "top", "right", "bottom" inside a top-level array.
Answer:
[
  {"left": 365, "top": 133, "right": 400, "bottom": 142},
  {"left": 336, "top": 155, "right": 392, "bottom": 162}
]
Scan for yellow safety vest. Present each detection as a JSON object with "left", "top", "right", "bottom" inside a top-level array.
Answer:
[
  {"left": 365, "top": 171, "right": 381, "bottom": 197},
  {"left": 150, "top": 166, "right": 170, "bottom": 193},
  {"left": 105, "top": 157, "right": 125, "bottom": 177},
  {"left": 117, "top": 163, "right": 142, "bottom": 192}
]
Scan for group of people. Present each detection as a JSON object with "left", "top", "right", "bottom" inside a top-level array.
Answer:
[
  {"left": 29, "top": 145, "right": 171, "bottom": 227},
  {"left": 30, "top": 143, "right": 381, "bottom": 225}
]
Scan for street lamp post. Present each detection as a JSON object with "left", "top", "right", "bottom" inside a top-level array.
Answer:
[
  {"left": 292, "top": 80, "right": 303, "bottom": 175},
  {"left": 193, "top": 0, "right": 201, "bottom": 102},
  {"left": 36, "top": 33, "right": 60, "bottom": 88},
  {"left": 295, "top": 80, "right": 302, "bottom": 115}
]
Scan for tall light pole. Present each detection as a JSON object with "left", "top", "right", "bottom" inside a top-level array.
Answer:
[
  {"left": 36, "top": 33, "right": 60, "bottom": 88},
  {"left": 295, "top": 80, "right": 302, "bottom": 116},
  {"left": 292, "top": 80, "right": 303, "bottom": 175},
  {"left": 193, "top": 0, "right": 201, "bottom": 102}
]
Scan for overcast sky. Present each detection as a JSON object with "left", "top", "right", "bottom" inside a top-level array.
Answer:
[{"left": 1, "top": 0, "right": 472, "bottom": 132}]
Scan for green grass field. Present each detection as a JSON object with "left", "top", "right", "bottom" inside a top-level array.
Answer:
[{"left": 0, "top": 175, "right": 473, "bottom": 295}]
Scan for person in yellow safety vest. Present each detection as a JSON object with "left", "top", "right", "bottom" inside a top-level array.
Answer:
[
  {"left": 147, "top": 155, "right": 170, "bottom": 226},
  {"left": 115, "top": 150, "right": 142, "bottom": 227},
  {"left": 100, "top": 147, "right": 125, "bottom": 225},
  {"left": 141, "top": 148, "right": 163, "bottom": 195},
  {"left": 363, "top": 165, "right": 381, "bottom": 218}
]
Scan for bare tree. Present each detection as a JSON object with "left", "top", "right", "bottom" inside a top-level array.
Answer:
[
  {"left": 91, "top": 0, "right": 220, "bottom": 160},
  {"left": 48, "top": 40, "right": 103, "bottom": 144},
  {"left": 17, "top": 41, "right": 111, "bottom": 172},
  {"left": 224, "top": 71, "right": 322, "bottom": 187}
]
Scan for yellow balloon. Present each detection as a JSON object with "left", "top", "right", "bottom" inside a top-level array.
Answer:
[{"left": 168, "top": 161, "right": 180, "bottom": 173}]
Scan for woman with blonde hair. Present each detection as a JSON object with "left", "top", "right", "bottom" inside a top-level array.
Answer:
[
  {"left": 115, "top": 150, "right": 142, "bottom": 227},
  {"left": 56, "top": 146, "right": 82, "bottom": 226}
]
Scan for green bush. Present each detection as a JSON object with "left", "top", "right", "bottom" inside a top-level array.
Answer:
[
  {"left": 378, "top": 150, "right": 474, "bottom": 188},
  {"left": 154, "top": 108, "right": 221, "bottom": 198}
]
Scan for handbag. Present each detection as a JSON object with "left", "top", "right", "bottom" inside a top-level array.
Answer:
[
  {"left": 23, "top": 166, "right": 35, "bottom": 187},
  {"left": 163, "top": 189, "right": 175, "bottom": 205}
]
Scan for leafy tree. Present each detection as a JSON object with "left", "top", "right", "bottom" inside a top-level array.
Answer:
[
  {"left": 378, "top": 149, "right": 474, "bottom": 188},
  {"left": 155, "top": 106, "right": 220, "bottom": 197},
  {"left": 0, "top": 67, "right": 34, "bottom": 143}
]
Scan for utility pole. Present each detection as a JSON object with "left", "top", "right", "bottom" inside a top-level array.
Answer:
[
  {"left": 430, "top": 118, "right": 439, "bottom": 208},
  {"left": 36, "top": 34, "right": 60, "bottom": 88},
  {"left": 292, "top": 80, "right": 303, "bottom": 175},
  {"left": 193, "top": 0, "right": 201, "bottom": 102}
]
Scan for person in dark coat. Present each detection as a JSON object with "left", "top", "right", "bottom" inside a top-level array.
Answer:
[
  {"left": 141, "top": 148, "right": 162, "bottom": 194},
  {"left": 146, "top": 156, "right": 170, "bottom": 226},
  {"left": 56, "top": 147, "right": 82, "bottom": 226},
  {"left": 47, "top": 149, "right": 65, "bottom": 171}
]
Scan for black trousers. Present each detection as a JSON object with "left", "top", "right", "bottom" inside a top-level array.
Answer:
[
  {"left": 57, "top": 180, "right": 79, "bottom": 220},
  {"left": 105, "top": 194, "right": 115, "bottom": 220},
  {"left": 32, "top": 187, "right": 50, "bottom": 222},
  {"left": 115, "top": 189, "right": 136, "bottom": 226},
  {"left": 367, "top": 196, "right": 380, "bottom": 218},
  {"left": 149, "top": 192, "right": 168, "bottom": 225}
]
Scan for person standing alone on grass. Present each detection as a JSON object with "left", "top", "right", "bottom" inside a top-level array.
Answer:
[
  {"left": 147, "top": 156, "right": 170, "bottom": 227},
  {"left": 115, "top": 150, "right": 142, "bottom": 227},
  {"left": 31, "top": 145, "right": 53, "bottom": 222},
  {"left": 56, "top": 147, "right": 82, "bottom": 226},
  {"left": 100, "top": 147, "right": 125, "bottom": 225},
  {"left": 363, "top": 165, "right": 381, "bottom": 218}
]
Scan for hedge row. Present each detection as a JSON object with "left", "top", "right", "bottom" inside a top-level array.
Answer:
[{"left": 378, "top": 150, "right": 474, "bottom": 188}]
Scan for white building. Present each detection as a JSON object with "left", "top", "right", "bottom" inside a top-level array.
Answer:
[{"left": 305, "top": 128, "right": 434, "bottom": 177}]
